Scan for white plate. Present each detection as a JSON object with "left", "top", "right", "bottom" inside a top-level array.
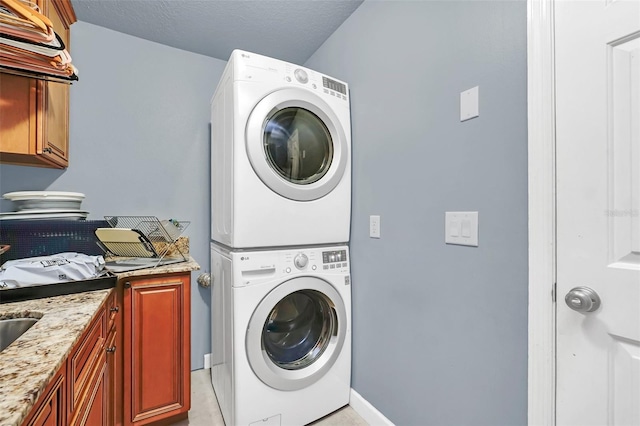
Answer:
[
  {"left": 2, "top": 191, "right": 85, "bottom": 201},
  {"left": 0, "top": 210, "right": 89, "bottom": 220}
]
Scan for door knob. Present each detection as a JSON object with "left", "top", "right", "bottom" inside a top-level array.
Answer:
[{"left": 565, "top": 286, "right": 601, "bottom": 313}]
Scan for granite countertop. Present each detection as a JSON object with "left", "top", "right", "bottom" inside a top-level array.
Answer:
[
  {"left": 0, "top": 257, "right": 200, "bottom": 425},
  {"left": 0, "top": 289, "right": 112, "bottom": 426},
  {"left": 112, "top": 257, "right": 200, "bottom": 279}
]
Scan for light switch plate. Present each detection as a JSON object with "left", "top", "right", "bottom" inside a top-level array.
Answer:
[
  {"left": 460, "top": 86, "right": 479, "bottom": 121},
  {"left": 445, "top": 211, "right": 478, "bottom": 246},
  {"left": 370, "top": 215, "right": 380, "bottom": 238},
  {"left": 204, "top": 353, "right": 211, "bottom": 369}
]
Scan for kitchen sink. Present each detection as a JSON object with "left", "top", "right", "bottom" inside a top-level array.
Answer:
[{"left": 0, "top": 318, "right": 38, "bottom": 352}]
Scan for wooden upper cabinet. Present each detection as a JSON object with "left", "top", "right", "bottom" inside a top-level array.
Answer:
[{"left": 0, "top": 0, "right": 76, "bottom": 168}]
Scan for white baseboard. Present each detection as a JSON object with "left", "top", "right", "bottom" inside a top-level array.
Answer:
[{"left": 349, "top": 388, "right": 394, "bottom": 425}]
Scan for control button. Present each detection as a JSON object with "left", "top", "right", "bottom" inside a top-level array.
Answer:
[
  {"left": 323, "top": 265, "right": 329, "bottom": 270},
  {"left": 285, "top": 267, "right": 291, "bottom": 273},
  {"left": 312, "top": 84, "right": 317, "bottom": 89},
  {"left": 342, "top": 262, "right": 347, "bottom": 267},
  {"left": 330, "top": 264, "right": 336, "bottom": 269},
  {"left": 294, "top": 68, "right": 308, "bottom": 84},
  {"left": 285, "top": 76, "right": 291, "bottom": 82},
  {"left": 312, "top": 265, "right": 317, "bottom": 270},
  {"left": 330, "top": 91, "right": 335, "bottom": 96},
  {"left": 342, "top": 95, "right": 347, "bottom": 100},
  {"left": 294, "top": 253, "right": 309, "bottom": 270},
  {"left": 323, "top": 89, "right": 329, "bottom": 94}
]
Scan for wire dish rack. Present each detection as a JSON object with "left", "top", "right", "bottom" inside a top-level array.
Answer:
[{"left": 96, "top": 216, "right": 190, "bottom": 271}]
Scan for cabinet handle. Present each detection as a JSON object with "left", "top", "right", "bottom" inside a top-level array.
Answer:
[
  {"left": 106, "top": 346, "right": 116, "bottom": 353},
  {"left": 124, "top": 281, "right": 131, "bottom": 289},
  {"left": 43, "top": 147, "right": 53, "bottom": 153},
  {"left": 110, "top": 306, "right": 119, "bottom": 313}
]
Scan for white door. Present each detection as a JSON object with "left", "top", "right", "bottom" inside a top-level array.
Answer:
[{"left": 555, "top": 1, "right": 640, "bottom": 424}]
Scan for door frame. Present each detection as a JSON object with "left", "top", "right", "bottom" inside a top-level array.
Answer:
[{"left": 527, "top": 0, "right": 556, "bottom": 424}]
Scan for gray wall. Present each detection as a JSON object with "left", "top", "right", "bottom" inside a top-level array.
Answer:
[
  {"left": 0, "top": 22, "right": 225, "bottom": 370},
  {"left": 305, "top": 1, "right": 528, "bottom": 425}
]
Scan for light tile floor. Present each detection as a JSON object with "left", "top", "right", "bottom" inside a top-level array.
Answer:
[{"left": 171, "top": 369, "right": 368, "bottom": 426}]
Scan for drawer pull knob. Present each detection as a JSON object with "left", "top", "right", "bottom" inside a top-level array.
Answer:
[
  {"left": 106, "top": 346, "right": 116, "bottom": 353},
  {"left": 110, "top": 306, "right": 119, "bottom": 313}
]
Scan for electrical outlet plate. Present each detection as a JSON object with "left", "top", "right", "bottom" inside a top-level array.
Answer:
[
  {"left": 204, "top": 353, "right": 211, "bottom": 369},
  {"left": 369, "top": 215, "right": 380, "bottom": 238}
]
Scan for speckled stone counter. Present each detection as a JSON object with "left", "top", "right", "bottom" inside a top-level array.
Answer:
[
  {"left": 0, "top": 289, "right": 112, "bottom": 426},
  {"left": 113, "top": 257, "right": 200, "bottom": 279},
  {"left": 0, "top": 257, "right": 200, "bottom": 426}
]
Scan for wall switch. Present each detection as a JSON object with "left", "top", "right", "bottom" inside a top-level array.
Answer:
[
  {"left": 369, "top": 215, "right": 381, "bottom": 238},
  {"left": 204, "top": 353, "right": 211, "bottom": 369},
  {"left": 460, "top": 86, "right": 479, "bottom": 121},
  {"left": 445, "top": 212, "right": 478, "bottom": 246}
]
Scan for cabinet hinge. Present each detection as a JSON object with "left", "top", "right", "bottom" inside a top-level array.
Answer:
[{"left": 552, "top": 282, "right": 557, "bottom": 303}]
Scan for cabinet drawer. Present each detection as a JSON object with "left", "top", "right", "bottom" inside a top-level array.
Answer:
[
  {"left": 68, "top": 307, "right": 106, "bottom": 414},
  {"left": 107, "top": 290, "right": 119, "bottom": 332}
]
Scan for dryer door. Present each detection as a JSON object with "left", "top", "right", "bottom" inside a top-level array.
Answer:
[
  {"left": 245, "top": 88, "right": 348, "bottom": 201},
  {"left": 245, "top": 276, "right": 348, "bottom": 391}
]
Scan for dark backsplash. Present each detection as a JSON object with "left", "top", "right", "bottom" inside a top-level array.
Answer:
[{"left": 0, "top": 220, "right": 109, "bottom": 263}]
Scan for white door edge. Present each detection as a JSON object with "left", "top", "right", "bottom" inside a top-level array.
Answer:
[{"left": 527, "top": 0, "right": 556, "bottom": 425}]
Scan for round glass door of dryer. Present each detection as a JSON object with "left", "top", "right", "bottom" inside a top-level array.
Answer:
[
  {"left": 263, "top": 108, "right": 333, "bottom": 185},
  {"left": 245, "top": 88, "right": 348, "bottom": 201},
  {"left": 245, "top": 277, "right": 347, "bottom": 391}
]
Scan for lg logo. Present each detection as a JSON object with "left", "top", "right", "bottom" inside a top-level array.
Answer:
[{"left": 241, "top": 256, "right": 250, "bottom": 261}]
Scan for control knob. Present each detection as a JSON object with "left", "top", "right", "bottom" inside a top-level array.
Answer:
[
  {"left": 294, "top": 253, "right": 309, "bottom": 269},
  {"left": 294, "top": 68, "right": 309, "bottom": 84}
]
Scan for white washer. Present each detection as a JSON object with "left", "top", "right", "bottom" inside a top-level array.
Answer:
[
  {"left": 210, "top": 243, "right": 351, "bottom": 426},
  {"left": 210, "top": 50, "right": 351, "bottom": 248}
]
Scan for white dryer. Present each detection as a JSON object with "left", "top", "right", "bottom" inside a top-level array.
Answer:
[
  {"left": 210, "top": 50, "right": 351, "bottom": 248},
  {"left": 210, "top": 243, "right": 351, "bottom": 426}
]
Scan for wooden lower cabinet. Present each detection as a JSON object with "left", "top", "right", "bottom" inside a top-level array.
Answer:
[
  {"left": 23, "top": 271, "right": 191, "bottom": 426},
  {"left": 123, "top": 273, "right": 191, "bottom": 425},
  {"left": 22, "top": 289, "right": 120, "bottom": 426}
]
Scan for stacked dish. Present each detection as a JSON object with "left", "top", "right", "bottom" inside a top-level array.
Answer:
[{"left": 1, "top": 191, "right": 88, "bottom": 220}]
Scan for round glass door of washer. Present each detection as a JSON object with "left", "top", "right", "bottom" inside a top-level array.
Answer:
[
  {"left": 245, "top": 277, "right": 347, "bottom": 391},
  {"left": 245, "top": 88, "right": 348, "bottom": 201}
]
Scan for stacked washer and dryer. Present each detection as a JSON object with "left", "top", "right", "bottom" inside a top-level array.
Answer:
[{"left": 209, "top": 50, "right": 352, "bottom": 426}]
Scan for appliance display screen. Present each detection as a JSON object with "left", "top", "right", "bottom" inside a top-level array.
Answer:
[
  {"left": 322, "top": 77, "right": 346, "bottom": 95},
  {"left": 322, "top": 250, "right": 347, "bottom": 264}
]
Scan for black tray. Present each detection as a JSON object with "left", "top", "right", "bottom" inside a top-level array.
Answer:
[{"left": 0, "top": 274, "right": 117, "bottom": 304}]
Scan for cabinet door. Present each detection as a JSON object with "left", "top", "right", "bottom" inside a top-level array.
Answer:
[
  {"left": 22, "top": 370, "right": 65, "bottom": 426},
  {"left": 37, "top": 0, "right": 71, "bottom": 167},
  {"left": 124, "top": 273, "right": 191, "bottom": 425},
  {"left": 70, "top": 356, "right": 107, "bottom": 426},
  {"left": 0, "top": 74, "right": 38, "bottom": 161}
]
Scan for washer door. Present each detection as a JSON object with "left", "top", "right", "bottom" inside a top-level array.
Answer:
[
  {"left": 245, "top": 88, "right": 348, "bottom": 201},
  {"left": 246, "top": 277, "right": 347, "bottom": 391}
]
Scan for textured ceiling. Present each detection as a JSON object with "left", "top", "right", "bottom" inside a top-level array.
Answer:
[{"left": 70, "top": 0, "right": 363, "bottom": 65}]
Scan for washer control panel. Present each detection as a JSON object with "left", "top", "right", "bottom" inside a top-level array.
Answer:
[
  {"left": 233, "top": 246, "right": 349, "bottom": 286},
  {"left": 321, "top": 249, "right": 348, "bottom": 271},
  {"left": 281, "top": 247, "right": 349, "bottom": 274}
]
